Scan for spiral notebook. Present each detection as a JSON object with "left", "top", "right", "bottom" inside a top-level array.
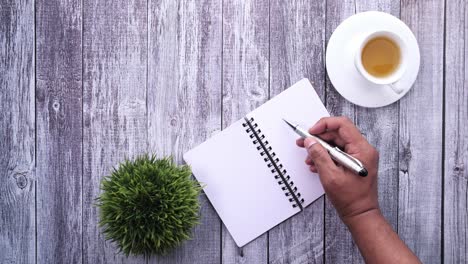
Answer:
[{"left": 183, "top": 79, "right": 328, "bottom": 247}]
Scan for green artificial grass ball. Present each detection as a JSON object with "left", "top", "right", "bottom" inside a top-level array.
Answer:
[{"left": 97, "top": 155, "right": 201, "bottom": 256}]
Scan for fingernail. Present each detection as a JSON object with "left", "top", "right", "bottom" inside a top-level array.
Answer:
[{"left": 304, "top": 137, "right": 318, "bottom": 149}]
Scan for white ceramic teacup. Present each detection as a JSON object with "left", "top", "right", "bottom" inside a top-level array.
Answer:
[{"left": 354, "top": 30, "right": 408, "bottom": 94}]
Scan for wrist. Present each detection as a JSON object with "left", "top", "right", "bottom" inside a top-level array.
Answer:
[{"left": 342, "top": 208, "right": 383, "bottom": 229}]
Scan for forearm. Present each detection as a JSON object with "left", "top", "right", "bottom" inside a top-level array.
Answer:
[{"left": 343, "top": 209, "right": 421, "bottom": 264}]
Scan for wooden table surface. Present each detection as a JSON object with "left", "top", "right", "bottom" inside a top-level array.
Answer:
[{"left": 1, "top": 0, "right": 466, "bottom": 263}]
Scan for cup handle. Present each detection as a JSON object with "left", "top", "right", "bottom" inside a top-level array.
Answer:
[{"left": 388, "top": 82, "right": 404, "bottom": 94}]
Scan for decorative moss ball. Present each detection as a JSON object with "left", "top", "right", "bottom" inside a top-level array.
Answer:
[{"left": 97, "top": 155, "right": 201, "bottom": 256}]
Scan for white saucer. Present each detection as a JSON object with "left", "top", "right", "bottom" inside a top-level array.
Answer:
[{"left": 326, "top": 11, "right": 420, "bottom": 108}]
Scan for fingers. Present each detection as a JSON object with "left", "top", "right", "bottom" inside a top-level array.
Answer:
[
  {"left": 296, "top": 132, "right": 345, "bottom": 149},
  {"left": 309, "top": 165, "right": 317, "bottom": 173},
  {"left": 296, "top": 138, "right": 305, "bottom": 147},
  {"left": 307, "top": 159, "right": 317, "bottom": 173},
  {"left": 304, "top": 137, "right": 337, "bottom": 174},
  {"left": 309, "top": 116, "right": 353, "bottom": 134},
  {"left": 305, "top": 156, "right": 317, "bottom": 173},
  {"left": 312, "top": 131, "right": 346, "bottom": 148},
  {"left": 309, "top": 117, "right": 363, "bottom": 146}
]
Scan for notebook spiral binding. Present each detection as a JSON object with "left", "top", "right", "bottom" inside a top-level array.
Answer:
[{"left": 242, "top": 117, "right": 305, "bottom": 210}]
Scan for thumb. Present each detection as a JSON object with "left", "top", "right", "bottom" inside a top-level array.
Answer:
[{"left": 304, "top": 137, "right": 336, "bottom": 173}]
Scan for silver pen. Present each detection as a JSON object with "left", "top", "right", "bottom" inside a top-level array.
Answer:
[{"left": 283, "top": 119, "right": 368, "bottom": 177}]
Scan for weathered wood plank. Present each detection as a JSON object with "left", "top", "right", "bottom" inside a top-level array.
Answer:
[
  {"left": 444, "top": 0, "right": 467, "bottom": 262},
  {"left": 0, "top": 0, "right": 35, "bottom": 263},
  {"left": 323, "top": 1, "right": 359, "bottom": 263},
  {"left": 399, "top": 0, "right": 444, "bottom": 263},
  {"left": 269, "top": 1, "right": 326, "bottom": 263},
  {"left": 147, "top": 0, "right": 222, "bottom": 263},
  {"left": 354, "top": 0, "right": 400, "bottom": 232},
  {"left": 221, "top": 0, "right": 269, "bottom": 263},
  {"left": 82, "top": 0, "right": 148, "bottom": 263},
  {"left": 325, "top": 1, "right": 400, "bottom": 263},
  {"left": 36, "top": 0, "right": 83, "bottom": 262}
]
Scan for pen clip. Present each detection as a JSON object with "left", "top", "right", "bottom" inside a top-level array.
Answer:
[{"left": 333, "top": 147, "right": 364, "bottom": 167}]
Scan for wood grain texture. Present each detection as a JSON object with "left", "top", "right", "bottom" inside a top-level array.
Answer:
[
  {"left": 324, "top": 1, "right": 360, "bottom": 263},
  {"left": 147, "top": 0, "right": 222, "bottom": 263},
  {"left": 82, "top": 0, "right": 147, "bottom": 263},
  {"left": 325, "top": 1, "right": 400, "bottom": 263},
  {"left": 36, "top": 0, "right": 83, "bottom": 262},
  {"left": 444, "top": 0, "right": 467, "bottom": 262},
  {"left": 2, "top": 0, "right": 466, "bottom": 262},
  {"left": 269, "top": 1, "right": 326, "bottom": 263},
  {"left": 399, "top": 0, "right": 444, "bottom": 263},
  {"left": 354, "top": 0, "right": 400, "bottom": 232},
  {"left": 0, "top": 0, "right": 35, "bottom": 263},
  {"left": 221, "top": 0, "right": 268, "bottom": 263}
]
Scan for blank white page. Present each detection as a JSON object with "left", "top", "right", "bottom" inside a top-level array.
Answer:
[
  {"left": 248, "top": 78, "right": 329, "bottom": 207},
  {"left": 183, "top": 119, "right": 299, "bottom": 247}
]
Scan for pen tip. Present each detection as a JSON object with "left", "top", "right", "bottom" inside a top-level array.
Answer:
[{"left": 282, "top": 118, "right": 296, "bottom": 129}]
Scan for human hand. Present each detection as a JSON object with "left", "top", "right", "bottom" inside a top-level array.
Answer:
[{"left": 296, "top": 117, "right": 380, "bottom": 224}]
